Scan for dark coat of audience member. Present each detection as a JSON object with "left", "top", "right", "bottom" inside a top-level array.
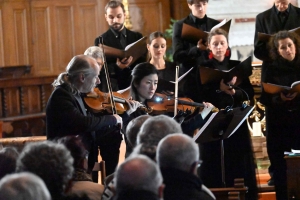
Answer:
[{"left": 156, "top": 134, "right": 215, "bottom": 200}]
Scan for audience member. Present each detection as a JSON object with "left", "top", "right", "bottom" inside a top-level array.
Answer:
[
  {"left": 125, "top": 115, "right": 152, "bottom": 157},
  {"left": 0, "top": 172, "right": 51, "bottom": 200},
  {"left": 16, "top": 141, "right": 74, "bottom": 200},
  {"left": 112, "top": 155, "right": 164, "bottom": 200},
  {"left": 58, "top": 136, "right": 104, "bottom": 200},
  {"left": 156, "top": 133, "right": 215, "bottom": 200},
  {"left": 0, "top": 146, "right": 19, "bottom": 179},
  {"left": 137, "top": 115, "right": 182, "bottom": 146}
]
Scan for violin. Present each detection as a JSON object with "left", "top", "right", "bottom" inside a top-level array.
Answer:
[
  {"left": 147, "top": 93, "right": 217, "bottom": 115},
  {"left": 84, "top": 88, "right": 151, "bottom": 114}
]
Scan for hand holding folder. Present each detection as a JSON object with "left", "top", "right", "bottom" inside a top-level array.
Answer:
[
  {"left": 193, "top": 106, "right": 254, "bottom": 143},
  {"left": 262, "top": 81, "right": 300, "bottom": 94},
  {"left": 199, "top": 56, "right": 252, "bottom": 86},
  {"left": 101, "top": 37, "right": 148, "bottom": 64}
]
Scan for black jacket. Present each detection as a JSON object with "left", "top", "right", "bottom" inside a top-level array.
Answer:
[
  {"left": 94, "top": 28, "right": 145, "bottom": 91},
  {"left": 172, "top": 14, "right": 219, "bottom": 100},
  {"left": 46, "top": 83, "right": 117, "bottom": 140},
  {"left": 161, "top": 168, "right": 214, "bottom": 200},
  {"left": 112, "top": 189, "right": 161, "bottom": 200}
]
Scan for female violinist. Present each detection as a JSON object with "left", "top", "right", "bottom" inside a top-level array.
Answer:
[
  {"left": 83, "top": 46, "right": 141, "bottom": 178},
  {"left": 128, "top": 62, "right": 214, "bottom": 137},
  {"left": 195, "top": 29, "right": 257, "bottom": 200},
  {"left": 260, "top": 31, "right": 300, "bottom": 199}
]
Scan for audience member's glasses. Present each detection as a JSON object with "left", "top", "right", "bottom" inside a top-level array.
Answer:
[
  {"left": 85, "top": 150, "right": 89, "bottom": 160},
  {"left": 194, "top": 160, "right": 203, "bottom": 168}
]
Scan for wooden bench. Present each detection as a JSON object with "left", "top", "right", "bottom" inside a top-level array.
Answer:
[
  {"left": 0, "top": 72, "right": 56, "bottom": 138},
  {"left": 0, "top": 136, "right": 47, "bottom": 151},
  {"left": 210, "top": 178, "right": 247, "bottom": 200}
]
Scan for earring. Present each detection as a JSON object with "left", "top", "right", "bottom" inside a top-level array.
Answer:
[
  {"left": 225, "top": 49, "right": 230, "bottom": 57},
  {"left": 209, "top": 51, "right": 214, "bottom": 59}
]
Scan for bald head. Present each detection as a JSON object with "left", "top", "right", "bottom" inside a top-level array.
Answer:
[
  {"left": 156, "top": 133, "right": 199, "bottom": 172},
  {"left": 115, "top": 155, "right": 163, "bottom": 194}
]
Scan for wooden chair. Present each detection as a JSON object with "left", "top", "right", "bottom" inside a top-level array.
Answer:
[{"left": 92, "top": 161, "right": 106, "bottom": 185}]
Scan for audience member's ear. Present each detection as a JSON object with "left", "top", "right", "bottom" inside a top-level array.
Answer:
[
  {"left": 110, "top": 184, "right": 116, "bottom": 196},
  {"left": 190, "top": 161, "right": 198, "bottom": 176},
  {"left": 158, "top": 184, "right": 165, "bottom": 200}
]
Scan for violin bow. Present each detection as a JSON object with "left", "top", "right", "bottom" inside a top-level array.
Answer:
[
  {"left": 174, "top": 65, "right": 179, "bottom": 117},
  {"left": 98, "top": 36, "right": 118, "bottom": 115}
]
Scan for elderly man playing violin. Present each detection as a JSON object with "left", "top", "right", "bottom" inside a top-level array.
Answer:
[
  {"left": 83, "top": 46, "right": 142, "bottom": 178},
  {"left": 46, "top": 54, "right": 141, "bottom": 177}
]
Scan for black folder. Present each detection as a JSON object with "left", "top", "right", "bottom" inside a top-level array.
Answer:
[
  {"left": 199, "top": 56, "right": 252, "bottom": 86},
  {"left": 181, "top": 19, "right": 231, "bottom": 44},
  {"left": 193, "top": 106, "right": 254, "bottom": 143},
  {"left": 101, "top": 37, "right": 147, "bottom": 63}
]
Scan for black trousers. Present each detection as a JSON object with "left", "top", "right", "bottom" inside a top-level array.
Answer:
[
  {"left": 91, "top": 127, "right": 122, "bottom": 182},
  {"left": 266, "top": 107, "right": 300, "bottom": 200},
  {"left": 199, "top": 122, "right": 258, "bottom": 200}
]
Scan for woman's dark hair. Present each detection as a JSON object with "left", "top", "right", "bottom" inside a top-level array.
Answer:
[
  {"left": 130, "top": 62, "right": 158, "bottom": 102},
  {"left": 148, "top": 31, "right": 165, "bottom": 44},
  {"left": 147, "top": 31, "right": 166, "bottom": 61},
  {"left": 268, "top": 30, "right": 300, "bottom": 61},
  {"left": 207, "top": 28, "right": 229, "bottom": 44},
  {"left": 58, "top": 136, "right": 86, "bottom": 169}
]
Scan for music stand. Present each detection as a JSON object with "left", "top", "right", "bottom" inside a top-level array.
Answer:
[{"left": 193, "top": 106, "right": 254, "bottom": 187}]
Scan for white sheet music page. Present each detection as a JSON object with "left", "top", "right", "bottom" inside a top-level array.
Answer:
[{"left": 193, "top": 112, "right": 218, "bottom": 142}]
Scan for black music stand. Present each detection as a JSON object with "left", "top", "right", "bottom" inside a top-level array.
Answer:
[{"left": 193, "top": 106, "right": 254, "bottom": 187}]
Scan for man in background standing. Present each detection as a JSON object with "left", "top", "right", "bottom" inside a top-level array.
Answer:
[{"left": 94, "top": 0, "right": 146, "bottom": 92}]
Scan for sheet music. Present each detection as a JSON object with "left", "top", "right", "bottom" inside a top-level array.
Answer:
[
  {"left": 169, "top": 67, "right": 194, "bottom": 84},
  {"left": 124, "top": 37, "right": 146, "bottom": 51},
  {"left": 226, "top": 106, "right": 254, "bottom": 138},
  {"left": 211, "top": 19, "right": 227, "bottom": 32},
  {"left": 193, "top": 112, "right": 218, "bottom": 142},
  {"left": 117, "top": 86, "right": 131, "bottom": 94}
]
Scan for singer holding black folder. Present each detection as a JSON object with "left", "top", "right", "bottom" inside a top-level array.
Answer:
[
  {"left": 94, "top": 0, "right": 146, "bottom": 92},
  {"left": 172, "top": 0, "right": 220, "bottom": 100},
  {"left": 195, "top": 28, "right": 258, "bottom": 200},
  {"left": 260, "top": 31, "right": 300, "bottom": 199}
]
